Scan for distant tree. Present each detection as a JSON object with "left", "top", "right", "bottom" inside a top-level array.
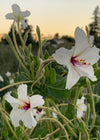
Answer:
[
  {"left": 1, "top": 25, "right": 20, "bottom": 44},
  {"left": 61, "top": 35, "right": 75, "bottom": 43},
  {"left": 89, "top": 6, "right": 100, "bottom": 37},
  {"left": 1, "top": 19, "right": 37, "bottom": 47},
  {"left": 54, "top": 33, "right": 59, "bottom": 39}
]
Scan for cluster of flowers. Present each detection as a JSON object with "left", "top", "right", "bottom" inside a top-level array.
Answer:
[{"left": 4, "top": 4, "right": 100, "bottom": 129}]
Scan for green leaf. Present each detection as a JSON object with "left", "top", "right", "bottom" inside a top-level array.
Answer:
[
  {"left": 30, "top": 60, "right": 34, "bottom": 78},
  {"left": 50, "top": 68, "right": 56, "bottom": 84},
  {"left": 45, "top": 67, "right": 50, "bottom": 83},
  {"left": 42, "top": 39, "right": 47, "bottom": 47},
  {"left": 1, "top": 125, "right": 8, "bottom": 139},
  {"left": 65, "top": 104, "right": 77, "bottom": 119},
  {"left": 52, "top": 74, "right": 66, "bottom": 89},
  {"left": 46, "top": 85, "right": 70, "bottom": 100},
  {"left": 30, "top": 125, "right": 48, "bottom": 138},
  {"left": 28, "top": 44, "right": 32, "bottom": 56},
  {"left": 95, "top": 69, "right": 100, "bottom": 81},
  {"left": 24, "top": 32, "right": 28, "bottom": 43},
  {"left": 36, "top": 25, "right": 41, "bottom": 42},
  {"left": 44, "top": 50, "right": 50, "bottom": 59}
]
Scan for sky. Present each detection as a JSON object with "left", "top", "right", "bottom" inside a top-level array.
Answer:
[{"left": 0, "top": 0, "right": 100, "bottom": 37}]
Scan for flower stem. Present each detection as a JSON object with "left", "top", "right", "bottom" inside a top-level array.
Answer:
[
  {"left": 78, "top": 118, "right": 89, "bottom": 140},
  {"left": 38, "top": 106, "right": 75, "bottom": 128},
  {"left": 0, "top": 80, "right": 33, "bottom": 93},
  {"left": 17, "top": 22, "right": 28, "bottom": 53},
  {"left": 86, "top": 78, "right": 95, "bottom": 134},
  {"left": 0, "top": 109, "right": 18, "bottom": 140},
  {"left": 31, "top": 71, "right": 44, "bottom": 94},
  {"left": 5, "top": 34, "right": 31, "bottom": 77},
  {"left": 74, "top": 87, "right": 80, "bottom": 105},
  {"left": 12, "top": 22, "right": 25, "bottom": 62},
  {"left": 38, "top": 118, "right": 69, "bottom": 140},
  {"left": 45, "top": 99, "right": 54, "bottom": 140}
]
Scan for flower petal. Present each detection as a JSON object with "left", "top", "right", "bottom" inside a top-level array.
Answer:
[
  {"left": 78, "top": 65, "right": 97, "bottom": 81},
  {"left": 78, "top": 46, "right": 100, "bottom": 65},
  {"left": 22, "top": 110, "right": 37, "bottom": 128},
  {"left": 73, "top": 27, "right": 89, "bottom": 56},
  {"left": 10, "top": 108, "right": 24, "bottom": 127},
  {"left": 76, "top": 96, "right": 87, "bottom": 118},
  {"left": 30, "top": 95, "right": 45, "bottom": 108},
  {"left": 21, "top": 10, "right": 30, "bottom": 17},
  {"left": 52, "top": 47, "right": 73, "bottom": 66},
  {"left": 21, "top": 20, "right": 28, "bottom": 29},
  {"left": 17, "top": 84, "right": 28, "bottom": 101},
  {"left": 5, "top": 92, "right": 22, "bottom": 108},
  {"left": 66, "top": 64, "right": 80, "bottom": 89},
  {"left": 77, "top": 110, "right": 83, "bottom": 118},
  {"left": 10, "top": 108, "right": 37, "bottom": 128},
  {"left": 12, "top": 4, "right": 20, "bottom": 15},
  {"left": 80, "top": 104, "right": 87, "bottom": 112},
  {"left": 5, "top": 13, "right": 14, "bottom": 19}
]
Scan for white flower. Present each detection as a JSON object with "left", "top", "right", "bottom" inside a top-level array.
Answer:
[
  {"left": 10, "top": 79, "right": 14, "bottom": 84},
  {"left": 76, "top": 96, "right": 87, "bottom": 118},
  {"left": 6, "top": 71, "right": 11, "bottom": 77},
  {"left": 5, "top": 4, "right": 30, "bottom": 29},
  {"left": 5, "top": 84, "right": 45, "bottom": 128},
  {"left": 0, "top": 75, "right": 4, "bottom": 82},
  {"left": 52, "top": 27, "right": 100, "bottom": 89}
]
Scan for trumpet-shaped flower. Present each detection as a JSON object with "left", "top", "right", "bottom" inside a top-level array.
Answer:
[
  {"left": 76, "top": 96, "right": 87, "bottom": 118},
  {"left": 5, "top": 4, "right": 30, "bottom": 29},
  {"left": 5, "top": 84, "right": 44, "bottom": 128},
  {"left": 52, "top": 27, "right": 100, "bottom": 89}
]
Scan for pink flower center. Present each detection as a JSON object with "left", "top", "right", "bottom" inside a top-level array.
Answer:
[
  {"left": 18, "top": 102, "right": 30, "bottom": 111},
  {"left": 70, "top": 56, "right": 91, "bottom": 67}
]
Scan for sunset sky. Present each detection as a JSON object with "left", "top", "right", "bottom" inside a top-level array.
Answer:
[{"left": 0, "top": 0, "right": 100, "bottom": 37}]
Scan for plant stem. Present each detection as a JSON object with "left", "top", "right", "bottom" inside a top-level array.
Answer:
[
  {"left": 38, "top": 106, "right": 75, "bottom": 128},
  {"left": 45, "top": 99, "right": 54, "bottom": 140},
  {"left": 31, "top": 71, "right": 44, "bottom": 94},
  {"left": 12, "top": 22, "right": 25, "bottom": 62},
  {"left": 17, "top": 22, "right": 28, "bottom": 52},
  {"left": 1, "top": 111, "right": 18, "bottom": 140},
  {"left": 86, "top": 78, "right": 96, "bottom": 134},
  {"left": 78, "top": 118, "right": 89, "bottom": 140},
  {"left": 0, "top": 80, "right": 33, "bottom": 93},
  {"left": 38, "top": 118, "right": 69, "bottom": 140},
  {"left": 74, "top": 87, "right": 80, "bottom": 105},
  {"left": 5, "top": 34, "right": 31, "bottom": 77}
]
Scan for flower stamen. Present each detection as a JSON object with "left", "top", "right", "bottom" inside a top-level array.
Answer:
[
  {"left": 18, "top": 102, "right": 30, "bottom": 110},
  {"left": 71, "top": 56, "right": 91, "bottom": 67}
]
